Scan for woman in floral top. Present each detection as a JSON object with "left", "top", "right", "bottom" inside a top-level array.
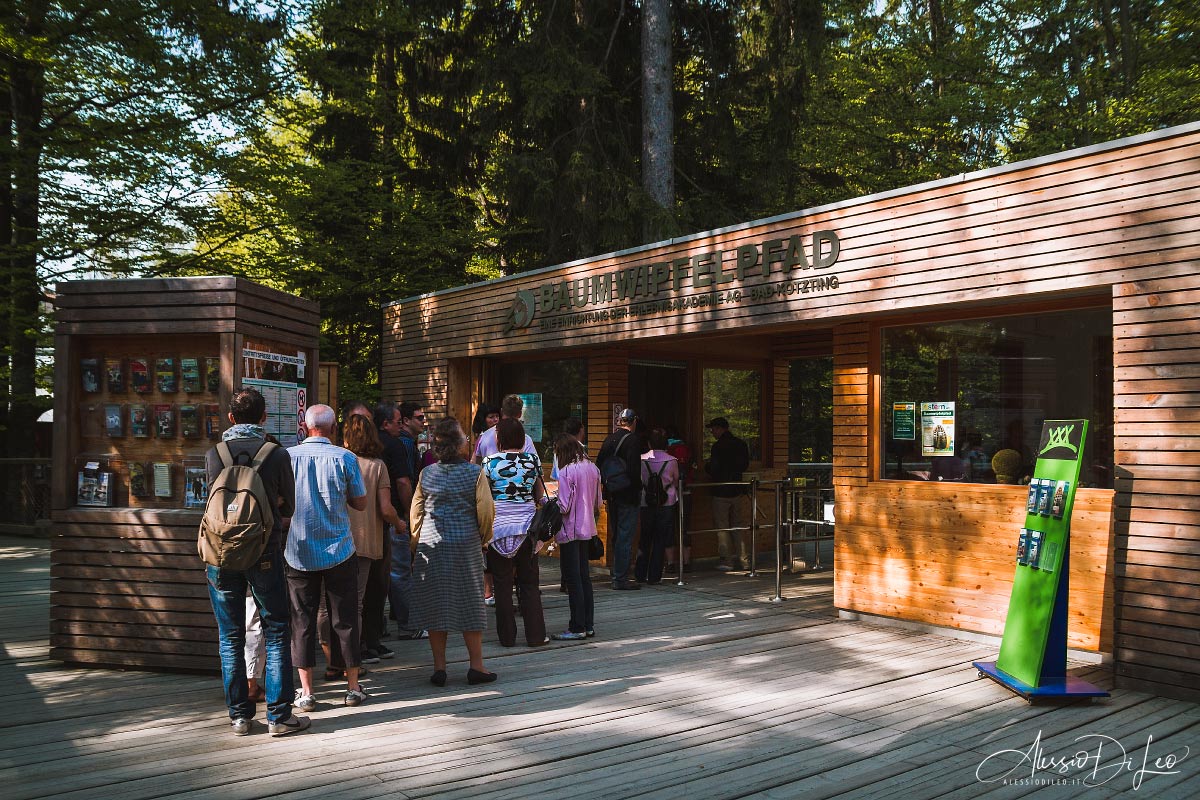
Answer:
[{"left": 482, "top": 418, "right": 547, "bottom": 647}]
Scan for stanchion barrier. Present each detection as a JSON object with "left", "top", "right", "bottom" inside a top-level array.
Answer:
[
  {"left": 766, "top": 479, "right": 835, "bottom": 601},
  {"left": 673, "top": 479, "right": 756, "bottom": 584}
]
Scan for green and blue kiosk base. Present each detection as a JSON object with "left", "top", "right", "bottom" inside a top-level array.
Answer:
[{"left": 972, "top": 660, "right": 1109, "bottom": 702}]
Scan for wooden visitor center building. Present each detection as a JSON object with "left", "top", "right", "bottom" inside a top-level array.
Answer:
[
  {"left": 47, "top": 124, "right": 1197, "bottom": 704},
  {"left": 382, "top": 122, "right": 1200, "bottom": 702}
]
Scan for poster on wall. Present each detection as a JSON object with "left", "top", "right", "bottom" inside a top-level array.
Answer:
[
  {"left": 892, "top": 402, "right": 916, "bottom": 440},
  {"left": 919, "top": 402, "right": 956, "bottom": 456},
  {"left": 243, "top": 348, "right": 307, "bottom": 447},
  {"left": 612, "top": 404, "right": 624, "bottom": 432},
  {"left": 518, "top": 393, "right": 544, "bottom": 443}
]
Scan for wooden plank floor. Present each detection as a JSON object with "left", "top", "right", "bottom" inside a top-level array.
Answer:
[{"left": 3, "top": 535, "right": 1197, "bottom": 799}]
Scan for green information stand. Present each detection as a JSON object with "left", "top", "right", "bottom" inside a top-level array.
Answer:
[{"left": 974, "top": 419, "right": 1109, "bottom": 701}]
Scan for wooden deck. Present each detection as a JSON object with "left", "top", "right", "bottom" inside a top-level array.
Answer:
[{"left": 3, "top": 535, "right": 1197, "bottom": 799}]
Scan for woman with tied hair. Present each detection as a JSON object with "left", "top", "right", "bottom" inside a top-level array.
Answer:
[
  {"left": 482, "top": 417, "right": 548, "bottom": 648},
  {"left": 409, "top": 418, "right": 497, "bottom": 686},
  {"left": 549, "top": 433, "right": 603, "bottom": 641}
]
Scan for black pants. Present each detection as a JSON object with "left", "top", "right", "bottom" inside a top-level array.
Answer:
[
  {"left": 286, "top": 555, "right": 361, "bottom": 669},
  {"left": 636, "top": 505, "right": 675, "bottom": 584},
  {"left": 559, "top": 539, "right": 594, "bottom": 634},
  {"left": 361, "top": 529, "right": 390, "bottom": 648},
  {"left": 487, "top": 537, "right": 546, "bottom": 647}
]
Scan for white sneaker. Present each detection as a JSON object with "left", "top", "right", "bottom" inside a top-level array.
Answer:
[
  {"left": 268, "top": 714, "right": 311, "bottom": 737},
  {"left": 294, "top": 690, "right": 317, "bottom": 712},
  {"left": 484, "top": 595, "right": 496, "bottom": 606},
  {"left": 345, "top": 687, "right": 368, "bottom": 707},
  {"left": 231, "top": 717, "right": 251, "bottom": 736}
]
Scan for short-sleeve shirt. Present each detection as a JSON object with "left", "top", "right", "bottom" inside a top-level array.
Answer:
[
  {"left": 348, "top": 456, "right": 387, "bottom": 560},
  {"left": 474, "top": 425, "right": 537, "bottom": 461},
  {"left": 286, "top": 436, "right": 366, "bottom": 571},
  {"left": 378, "top": 428, "right": 407, "bottom": 497},
  {"left": 483, "top": 451, "right": 541, "bottom": 503}
]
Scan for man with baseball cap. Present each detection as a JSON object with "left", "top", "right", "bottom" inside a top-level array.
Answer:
[{"left": 596, "top": 407, "right": 647, "bottom": 589}]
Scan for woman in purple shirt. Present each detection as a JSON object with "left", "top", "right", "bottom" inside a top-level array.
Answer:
[{"left": 550, "top": 434, "right": 604, "bottom": 641}]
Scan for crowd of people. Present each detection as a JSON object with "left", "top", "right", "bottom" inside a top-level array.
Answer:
[{"left": 204, "top": 388, "right": 751, "bottom": 738}]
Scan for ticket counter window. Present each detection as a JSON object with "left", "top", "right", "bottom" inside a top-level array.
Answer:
[
  {"left": 703, "top": 368, "right": 761, "bottom": 461},
  {"left": 880, "top": 307, "right": 1113, "bottom": 488},
  {"left": 497, "top": 359, "right": 588, "bottom": 458}
]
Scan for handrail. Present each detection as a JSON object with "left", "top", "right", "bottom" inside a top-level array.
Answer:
[
  {"left": 668, "top": 477, "right": 833, "bottom": 593},
  {"left": 672, "top": 479, "right": 759, "bottom": 584}
]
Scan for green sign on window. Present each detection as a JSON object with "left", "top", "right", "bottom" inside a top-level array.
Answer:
[{"left": 892, "top": 402, "right": 916, "bottom": 440}]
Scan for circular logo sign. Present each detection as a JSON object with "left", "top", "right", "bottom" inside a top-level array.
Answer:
[{"left": 506, "top": 289, "right": 536, "bottom": 333}]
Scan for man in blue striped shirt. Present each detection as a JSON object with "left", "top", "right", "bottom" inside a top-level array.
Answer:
[{"left": 286, "top": 404, "right": 368, "bottom": 710}]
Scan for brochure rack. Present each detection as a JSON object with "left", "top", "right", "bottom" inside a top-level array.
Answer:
[
  {"left": 974, "top": 419, "right": 1110, "bottom": 702},
  {"left": 50, "top": 277, "right": 319, "bottom": 672}
]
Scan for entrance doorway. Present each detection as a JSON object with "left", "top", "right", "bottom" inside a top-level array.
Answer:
[{"left": 628, "top": 360, "right": 688, "bottom": 433}]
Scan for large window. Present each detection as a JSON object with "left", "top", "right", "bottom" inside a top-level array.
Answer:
[
  {"left": 497, "top": 359, "right": 588, "bottom": 462},
  {"left": 703, "top": 367, "right": 761, "bottom": 460},
  {"left": 881, "top": 307, "right": 1113, "bottom": 488},
  {"left": 789, "top": 357, "right": 834, "bottom": 468}
]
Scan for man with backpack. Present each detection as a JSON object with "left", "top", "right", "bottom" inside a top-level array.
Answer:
[
  {"left": 201, "top": 388, "right": 307, "bottom": 737},
  {"left": 596, "top": 407, "right": 647, "bottom": 590},
  {"left": 635, "top": 428, "right": 680, "bottom": 585}
]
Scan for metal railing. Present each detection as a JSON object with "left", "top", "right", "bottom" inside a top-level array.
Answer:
[
  {"left": 668, "top": 477, "right": 834, "bottom": 599},
  {"left": 0, "top": 458, "right": 53, "bottom": 529},
  {"left": 768, "top": 480, "right": 835, "bottom": 602},
  {"left": 672, "top": 479, "right": 762, "bottom": 585}
]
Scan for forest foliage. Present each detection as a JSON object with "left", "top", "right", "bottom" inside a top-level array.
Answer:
[{"left": 2, "top": 0, "right": 1198, "bottom": 450}]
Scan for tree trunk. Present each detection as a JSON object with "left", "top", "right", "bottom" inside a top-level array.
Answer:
[
  {"left": 8, "top": 3, "right": 47, "bottom": 458},
  {"left": 1, "top": 58, "right": 13, "bottom": 456},
  {"left": 640, "top": 0, "right": 673, "bottom": 240}
]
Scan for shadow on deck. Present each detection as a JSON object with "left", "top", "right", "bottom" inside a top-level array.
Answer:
[{"left": 3, "top": 535, "right": 1196, "bottom": 800}]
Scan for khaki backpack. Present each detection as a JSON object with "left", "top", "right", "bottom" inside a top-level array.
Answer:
[{"left": 198, "top": 441, "right": 278, "bottom": 570}]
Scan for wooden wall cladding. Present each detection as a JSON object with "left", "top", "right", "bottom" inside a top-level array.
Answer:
[
  {"left": 832, "top": 323, "right": 869, "bottom": 489},
  {"left": 834, "top": 482, "right": 1116, "bottom": 651},
  {"left": 1112, "top": 273, "right": 1200, "bottom": 701},
  {"left": 50, "top": 509, "right": 218, "bottom": 672},
  {"left": 383, "top": 126, "right": 1200, "bottom": 368},
  {"left": 55, "top": 276, "right": 320, "bottom": 345}
]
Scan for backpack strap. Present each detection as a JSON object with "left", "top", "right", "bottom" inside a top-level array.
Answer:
[
  {"left": 215, "top": 441, "right": 235, "bottom": 469},
  {"left": 614, "top": 432, "right": 631, "bottom": 456},
  {"left": 249, "top": 441, "right": 278, "bottom": 472}
]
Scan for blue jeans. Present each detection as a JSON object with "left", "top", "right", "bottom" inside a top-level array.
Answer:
[
  {"left": 388, "top": 525, "right": 416, "bottom": 633},
  {"left": 610, "top": 502, "right": 639, "bottom": 584},
  {"left": 559, "top": 539, "right": 594, "bottom": 633},
  {"left": 206, "top": 547, "right": 293, "bottom": 722}
]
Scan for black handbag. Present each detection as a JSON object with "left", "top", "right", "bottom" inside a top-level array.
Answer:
[
  {"left": 527, "top": 474, "right": 564, "bottom": 542},
  {"left": 587, "top": 535, "right": 604, "bottom": 560}
]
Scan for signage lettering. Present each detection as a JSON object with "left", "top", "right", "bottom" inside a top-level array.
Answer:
[{"left": 505, "top": 229, "right": 842, "bottom": 333}]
